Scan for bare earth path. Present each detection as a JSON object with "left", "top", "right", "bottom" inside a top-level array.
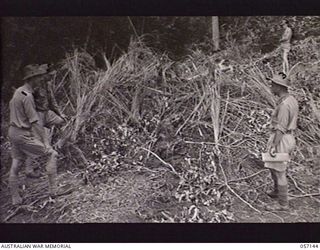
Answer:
[{"left": 1, "top": 159, "right": 319, "bottom": 223}]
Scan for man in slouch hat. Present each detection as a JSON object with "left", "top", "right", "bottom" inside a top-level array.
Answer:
[
  {"left": 8, "top": 64, "right": 67, "bottom": 205},
  {"left": 264, "top": 73, "right": 298, "bottom": 211},
  {"left": 25, "top": 64, "right": 67, "bottom": 178},
  {"left": 280, "top": 20, "right": 293, "bottom": 74}
]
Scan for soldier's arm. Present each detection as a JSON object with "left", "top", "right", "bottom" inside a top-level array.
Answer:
[
  {"left": 271, "top": 104, "right": 289, "bottom": 148},
  {"left": 272, "top": 130, "right": 284, "bottom": 148},
  {"left": 47, "top": 81, "right": 62, "bottom": 117}
]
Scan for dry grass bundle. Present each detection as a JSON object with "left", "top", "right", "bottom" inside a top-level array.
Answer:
[
  {"left": 56, "top": 51, "right": 106, "bottom": 142},
  {"left": 100, "top": 38, "right": 167, "bottom": 124},
  {"left": 244, "top": 66, "right": 276, "bottom": 108}
]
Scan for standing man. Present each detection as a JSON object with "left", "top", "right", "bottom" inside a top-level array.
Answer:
[
  {"left": 265, "top": 74, "right": 298, "bottom": 211},
  {"left": 8, "top": 64, "right": 60, "bottom": 205},
  {"left": 280, "top": 20, "right": 293, "bottom": 75},
  {"left": 25, "top": 66, "right": 66, "bottom": 178}
]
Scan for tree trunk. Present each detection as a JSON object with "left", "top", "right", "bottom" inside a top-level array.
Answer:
[{"left": 212, "top": 16, "right": 220, "bottom": 51}]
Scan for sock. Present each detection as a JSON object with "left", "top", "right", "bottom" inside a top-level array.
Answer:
[
  {"left": 278, "top": 184, "right": 288, "bottom": 206},
  {"left": 270, "top": 172, "right": 278, "bottom": 194}
]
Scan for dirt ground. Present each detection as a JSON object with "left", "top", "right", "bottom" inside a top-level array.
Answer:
[{"left": 1, "top": 150, "right": 319, "bottom": 223}]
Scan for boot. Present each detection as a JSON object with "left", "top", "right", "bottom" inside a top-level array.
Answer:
[
  {"left": 26, "top": 170, "right": 41, "bottom": 178},
  {"left": 265, "top": 184, "right": 289, "bottom": 211},
  {"left": 9, "top": 177, "right": 22, "bottom": 205},
  {"left": 267, "top": 190, "right": 278, "bottom": 198},
  {"left": 267, "top": 172, "right": 278, "bottom": 198},
  {"left": 267, "top": 182, "right": 279, "bottom": 198},
  {"left": 278, "top": 184, "right": 289, "bottom": 208}
]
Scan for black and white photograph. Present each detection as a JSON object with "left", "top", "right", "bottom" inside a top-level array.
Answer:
[{"left": 1, "top": 16, "right": 319, "bottom": 225}]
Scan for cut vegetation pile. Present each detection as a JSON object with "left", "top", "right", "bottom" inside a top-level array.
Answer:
[{"left": 1, "top": 36, "right": 319, "bottom": 223}]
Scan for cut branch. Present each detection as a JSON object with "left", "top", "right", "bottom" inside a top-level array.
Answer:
[
  {"left": 140, "top": 147, "right": 179, "bottom": 176},
  {"left": 216, "top": 158, "right": 262, "bottom": 214}
]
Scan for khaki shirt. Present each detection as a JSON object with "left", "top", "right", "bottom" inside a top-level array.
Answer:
[
  {"left": 33, "top": 81, "right": 61, "bottom": 116},
  {"left": 271, "top": 94, "right": 299, "bottom": 133},
  {"left": 9, "top": 84, "right": 39, "bottom": 129}
]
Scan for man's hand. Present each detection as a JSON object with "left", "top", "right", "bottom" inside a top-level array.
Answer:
[
  {"left": 44, "top": 142, "right": 53, "bottom": 151},
  {"left": 45, "top": 144, "right": 58, "bottom": 156},
  {"left": 54, "top": 138, "right": 65, "bottom": 150},
  {"left": 269, "top": 146, "right": 277, "bottom": 157}
]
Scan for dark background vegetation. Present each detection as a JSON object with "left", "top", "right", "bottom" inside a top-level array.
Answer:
[{"left": 2, "top": 16, "right": 320, "bottom": 102}]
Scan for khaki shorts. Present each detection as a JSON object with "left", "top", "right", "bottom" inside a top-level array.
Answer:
[
  {"left": 265, "top": 133, "right": 296, "bottom": 172},
  {"left": 281, "top": 43, "right": 291, "bottom": 53},
  {"left": 9, "top": 126, "right": 50, "bottom": 161}
]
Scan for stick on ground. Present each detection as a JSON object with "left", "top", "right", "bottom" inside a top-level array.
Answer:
[
  {"left": 216, "top": 158, "right": 262, "bottom": 214},
  {"left": 140, "top": 147, "right": 179, "bottom": 176}
]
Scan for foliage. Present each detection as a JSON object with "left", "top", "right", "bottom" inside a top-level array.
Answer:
[
  {"left": 46, "top": 27, "right": 319, "bottom": 222},
  {"left": 1, "top": 16, "right": 319, "bottom": 223}
]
